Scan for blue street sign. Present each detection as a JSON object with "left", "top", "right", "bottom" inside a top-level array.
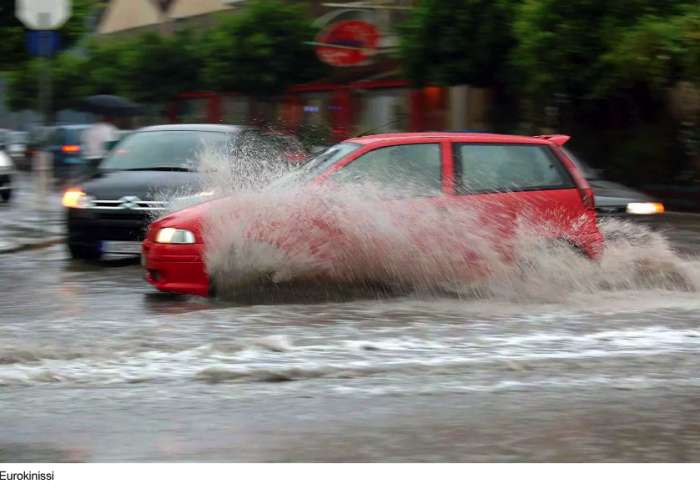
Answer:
[{"left": 26, "top": 30, "right": 61, "bottom": 57}]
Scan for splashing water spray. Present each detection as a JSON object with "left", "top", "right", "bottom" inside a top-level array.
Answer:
[{"left": 153, "top": 133, "right": 698, "bottom": 303}]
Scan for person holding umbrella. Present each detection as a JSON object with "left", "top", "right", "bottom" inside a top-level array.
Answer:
[
  {"left": 80, "top": 95, "right": 143, "bottom": 165},
  {"left": 82, "top": 114, "right": 119, "bottom": 165}
]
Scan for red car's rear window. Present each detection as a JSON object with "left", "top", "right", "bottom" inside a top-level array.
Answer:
[{"left": 453, "top": 143, "right": 575, "bottom": 194}]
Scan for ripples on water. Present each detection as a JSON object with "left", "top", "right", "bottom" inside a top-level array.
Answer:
[{"left": 2, "top": 305, "right": 700, "bottom": 388}]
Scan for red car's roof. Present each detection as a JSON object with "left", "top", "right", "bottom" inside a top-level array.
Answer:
[{"left": 346, "top": 132, "right": 563, "bottom": 146}]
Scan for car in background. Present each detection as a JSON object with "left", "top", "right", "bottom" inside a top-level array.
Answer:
[
  {"left": 0, "top": 130, "right": 10, "bottom": 156},
  {"left": 0, "top": 145, "right": 15, "bottom": 202},
  {"left": 45, "top": 124, "right": 90, "bottom": 185},
  {"left": 7, "top": 131, "right": 28, "bottom": 162},
  {"left": 63, "top": 123, "right": 281, "bottom": 260},
  {"left": 553, "top": 142, "right": 665, "bottom": 220},
  {"left": 142, "top": 132, "right": 604, "bottom": 296}
]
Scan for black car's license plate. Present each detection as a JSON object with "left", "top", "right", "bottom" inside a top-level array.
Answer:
[{"left": 102, "top": 241, "right": 141, "bottom": 255}]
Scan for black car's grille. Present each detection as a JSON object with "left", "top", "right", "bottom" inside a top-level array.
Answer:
[
  {"left": 91, "top": 210, "right": 154, "bottom": 221},
  {"left": 89, "top": 199, "right": 166, "bottom": 211}
]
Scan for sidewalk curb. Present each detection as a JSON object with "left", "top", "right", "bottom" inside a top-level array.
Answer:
[
  {"left": 0, "top": 237, "right": 65, "bottom": 255},
  {"left": 6, "top": 224, "right": 64, "bottom": 235}
]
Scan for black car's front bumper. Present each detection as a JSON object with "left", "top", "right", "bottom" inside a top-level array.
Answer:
[{"left": 66, "top": 207, "right": 153, "bottom": 246}]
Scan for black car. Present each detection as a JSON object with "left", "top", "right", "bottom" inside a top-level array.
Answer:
[
  {"left": 46, "top": 124, "right": 90, "bottom": 184},
  {"left": 562, "top": 148, "right": 665, "bottom": 219},
  {"left": 63, "top": 124, "right": 250, "bottom": 260}
]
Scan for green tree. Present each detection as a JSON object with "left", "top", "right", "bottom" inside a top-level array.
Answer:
[
  {"left": 200, "top": 0, "right": 326, "bottom": 95},
  {"left": 6, "top": 28, "right": 204, "bottom": 114},
  {"left": 605, "top": 4, "right": 700, "bottom": 92},
  {"left": 679, "top": 5, "right": 700, "bottom": 83},
  {"left": 0, "top": 0, "right": 97, "bottom": 72},
  {"left": 398, "top": 0, "right": 516, "bottom": 87},
  {"left": 512, "top": 0, "right": 696, "bottom": 107},
  {"left": 5, "top": 52, "right": 90, "bottom": 112},
  {"left": 124, "top": 30, "right": 203, "bottom": 104},
  {"left": 81, "top": 36, "right": 137, "bottom": 96}
]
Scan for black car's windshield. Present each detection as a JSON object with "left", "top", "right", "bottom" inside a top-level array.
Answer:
[
  {"left": 101, "top": 130, "right": 231, "bottom": 171},
  {"left": 269, "top": 142, "right": 361, "bottom": 188}
]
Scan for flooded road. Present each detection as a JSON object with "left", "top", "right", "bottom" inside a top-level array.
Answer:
[{"left": 1, "top": 214, "right": 700, "bottom": 461}]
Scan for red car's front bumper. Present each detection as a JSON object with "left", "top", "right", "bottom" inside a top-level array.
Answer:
[{"left": 142, "top": 239, "right": 209, "bottom": 296}]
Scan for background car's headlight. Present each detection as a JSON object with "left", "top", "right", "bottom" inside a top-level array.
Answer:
[
  {"left": 0, "top": 154, "right": 13, "bottom": 168},
  {"left": 626, "top": 202, "right": 665, "bottom": 215},
  {"left": 155, "top": 227, "right": 196, "bottom": 244},
  {"left": 62, "top": 189, "right": 94, "bottom": 208}
]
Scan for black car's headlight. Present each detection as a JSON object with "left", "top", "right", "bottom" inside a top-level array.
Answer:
[{"left": 62, "top": 189, "right": 94, "bottom": 208}]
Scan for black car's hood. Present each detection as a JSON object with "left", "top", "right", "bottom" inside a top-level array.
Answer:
[
  {"left": 82, "top": 170, "right": 201, "bottom": 200},
  {"left": 588, "top": 179, "right": 653, "bottom": 202}
]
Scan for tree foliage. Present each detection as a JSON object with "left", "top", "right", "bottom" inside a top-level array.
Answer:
[
  {"left": 399, "top": 0, "right": 515, "bottom": 87},
  {"left": 200, "top": 0, "right": 326, "bottom": 95},
  {"left": 81, "top": 37, "right": 135, "bottom": 96},
  {"left": 71, "top": 31, "right": 203, "bottom": 105},
  {"left": 121, "top": 30, "right": 203, "bottom": 104},
  {"left": 512, "top": 0, "right": 698, "bottom": 105},
  {"left": 5, "top": 52, "right": 90, "bottom": 112}
]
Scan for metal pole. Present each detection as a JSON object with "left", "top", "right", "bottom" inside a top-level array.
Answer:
[
  {"left": 38, "top": 31, "right": 52, "bottom": 126},
  {"left": 35, "top": 28, "right": 53, "bottom": 216}
]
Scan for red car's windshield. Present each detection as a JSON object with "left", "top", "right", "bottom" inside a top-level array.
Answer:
[{"left": 269, "top": 142, "right": 361, "bottom": 188}]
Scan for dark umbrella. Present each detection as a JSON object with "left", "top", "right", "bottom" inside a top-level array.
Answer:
[{"left": 80, "top": 95, "right": 143, "bottom": 117}]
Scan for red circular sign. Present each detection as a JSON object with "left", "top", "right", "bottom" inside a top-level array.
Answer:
[{"left": 316, "top": 20, "right": 380, "bottom": 67}]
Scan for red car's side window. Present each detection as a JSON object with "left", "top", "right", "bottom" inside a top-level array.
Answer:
[
  {"left": 452, "top": 143, "right": 576, "bottom": 194},
  {"left": 328, "top": 143, "right": 443, "bottom": 198}
]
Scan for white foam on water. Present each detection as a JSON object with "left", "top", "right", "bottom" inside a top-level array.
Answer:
[
  {"left": 1, "top": 323, "right": 697, "bottom": 387},
  {"left": 330, "top": 375, "right": 700, "bottom": 396}
]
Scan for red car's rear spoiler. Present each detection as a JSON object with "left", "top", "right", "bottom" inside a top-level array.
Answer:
[{"left": 534, "top": 134, "right": 570, "bottom": 146}]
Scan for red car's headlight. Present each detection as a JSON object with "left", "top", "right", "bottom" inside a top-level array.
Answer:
[{"left": 155, "top": 227, "right": 196, "bottom": 244}]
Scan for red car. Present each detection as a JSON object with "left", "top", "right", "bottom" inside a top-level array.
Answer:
[{"left": 142, "top": 132, "right": 603, "bottom": 296}]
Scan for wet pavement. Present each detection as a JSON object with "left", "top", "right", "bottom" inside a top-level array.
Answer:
[
  {"left": 0, "top": 174, "right": 64, "bottom": 253},
  {"left": 2, "top": 185, "right": 700, "bottom": 461}
]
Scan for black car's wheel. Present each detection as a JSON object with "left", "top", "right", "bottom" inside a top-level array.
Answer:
[
  {"left": 0, "top": 188, "right": 11, "bottom": 202},
  {"left": 68, "top": 242, "right": 103, "bottom": 260}
]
